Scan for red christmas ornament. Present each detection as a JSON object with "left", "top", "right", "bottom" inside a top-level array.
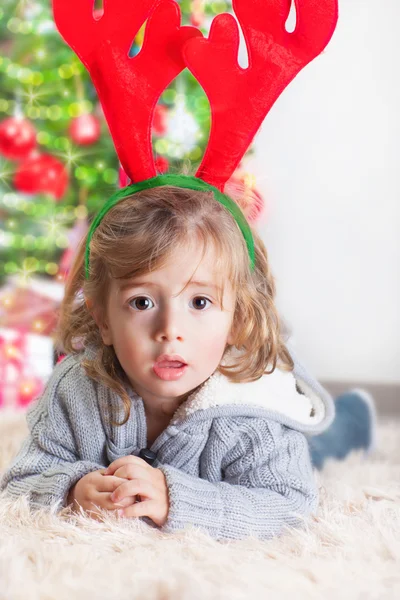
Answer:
[
  {"left": 190, "top": 13, "right": 204, "bottom": 27},
  {"left": 152, "top": 104, "right": 168, "bottom": 136},
  {"left": 154, "top": 156, "right": 169, "bottom": 174},
  {"left": 0, "top": 117, "right": 37, "bottom": 161},
  {"left": 69, "top": 114, "right": 101, "bottom": 145},
  {"left": 190, "top": 0, "right": 205, "bottom": 28},
  {"left": 244, "top": 186, "right": 265, "bottom": 224},
  {"left": 14, "top": 153, "right": 69, "bottom": 200},
  {"left": 224, "top": 175, "right": 266, "bottom": 224}
]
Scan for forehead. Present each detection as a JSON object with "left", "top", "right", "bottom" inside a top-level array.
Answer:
[{"left": 114, "top": 240, "right": 228, "bottom": 293}]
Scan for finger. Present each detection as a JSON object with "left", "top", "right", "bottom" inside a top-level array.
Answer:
[
  {"left": 118, "top": 500, "right": 154, "bottom": 520},
  {"left": 104, "top": 456, "right": 151, "bottom": 476},
  {"left": 108, "top": 495, "right": 137, "bottom": 509},
  {"left": 85, "top": 490, "right": 136, "bottom": 512},
  {"left": 111, "top": 479, "right": 156, "bottom": 504},
  {"left": 113, "top": 464, "right": 152, "bottom": 482},
  {"left": 95, "top": 493, "right": 138, "bottom": 511},
  {"left": 97, "top": 475, "right": 128, "bottom": 493}
]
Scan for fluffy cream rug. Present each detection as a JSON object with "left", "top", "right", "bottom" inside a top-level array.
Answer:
[{"left": 0, "top": 409, "right": 399, "bottom": 599}]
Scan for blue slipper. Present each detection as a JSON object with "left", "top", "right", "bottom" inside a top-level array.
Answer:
[{"left": 308, "top": 388, "right": 377, "bottom": 470}]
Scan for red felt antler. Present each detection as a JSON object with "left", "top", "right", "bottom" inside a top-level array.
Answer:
[
  {"left": 52, "top": 0, "right": 201, "bottom": 183},
  {"left": 183, "top": 0, "right": 338, "bottom": 191}
]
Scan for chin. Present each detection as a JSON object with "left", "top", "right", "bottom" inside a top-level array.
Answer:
[
  {"left": 151, "top": 380, "right": 195, "bottom": 397},
  {"left": 150, "top": 373, "right": 207, "bottom": 398}
]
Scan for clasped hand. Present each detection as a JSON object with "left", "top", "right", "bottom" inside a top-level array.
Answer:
[{"left": 69, "top": 456, "right": 169, "bottom": 527}]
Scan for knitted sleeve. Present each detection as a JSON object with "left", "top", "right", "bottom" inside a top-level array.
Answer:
[
  {"left": 158, "top": 420, "right": 319, "bottom": 541},
  {"left": 0, "top": 361, "right": 104, "bottom": 510}
]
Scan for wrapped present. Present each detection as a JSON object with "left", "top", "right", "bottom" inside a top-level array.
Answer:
[
  {"left": 0, "top": 275, "right": 64, "bottom": 336},
  {"left": 0, "top": 327, "right": 54, "bottom": 410},
  {"left": 0, "top": 276, "right": 63, "bottom": 409}
]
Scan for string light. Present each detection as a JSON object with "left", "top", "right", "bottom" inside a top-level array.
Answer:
[
  {"left": 20, "top": 84, "right": 51, "bottom": 108},
  {"left": 14, "top": 265, "right": 36, "bottom": 286},
  {"left": 0, "top": 161, "right": 13, "bottom": 187},
  {"left": 165, "top": 94, "right": 201, "bottom": 158},
  {"left": 20, "top": 381, "right": 35, "bottom": 396},
  {"left": 45, "top": 263, "right": 59, "bottom": 275},
  {"left": 33, "top": 320, "right": 44, "bottom": 332},
  {"left": 0, "top": 295, "right": 13, "bottom": 308},
  {"left": 5, "top": 344, "right": 21, "bottom": 360},
  {"left": 75, "top": 205, "right": 88, "bottom": 219},
  {"left": 40, "top": 215, "right": 67, "bottom": 239}
]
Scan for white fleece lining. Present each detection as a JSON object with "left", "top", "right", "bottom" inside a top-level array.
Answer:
[{"left": 172, "top": 368, "right": 324, "bottom": 426}]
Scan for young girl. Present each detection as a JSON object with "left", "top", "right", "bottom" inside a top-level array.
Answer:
[{"left": 0, "top": 181, "right": 376, "bottom": 541}]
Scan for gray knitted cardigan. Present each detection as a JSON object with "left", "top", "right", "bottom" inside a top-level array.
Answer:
[{"left": 0, "top": 345, "right": 334, "bottom": 541}]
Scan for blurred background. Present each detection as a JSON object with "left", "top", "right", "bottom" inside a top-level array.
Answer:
[{"left": 0, "top": 0, "right": 398, "bottom": 413}]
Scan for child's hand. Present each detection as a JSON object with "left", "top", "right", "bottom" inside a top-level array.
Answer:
[
  {"left": 104, "top": 456, "right": 170, "bottom": 527},
  {"left": 67, "top": 469, "right": 136, "bottom": 521}
]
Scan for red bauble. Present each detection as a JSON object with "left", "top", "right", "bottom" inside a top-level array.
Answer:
[
  {"left": 244, "top": 185, "right": 265, "bottom": 223},
  {"left": 14, "top": 153, "right": 69, "bottom": 200},
  {"left": 152, "top": 104, "right": 168, "bottom": 135},
  {"left": 69, "top": 114, "right": 101, "bottom": 145},
  {"left": 0, "top": 117, "right": 37, "bottom": 161},
  {"left": 190, "top": 13, "right": 205, "bottom": 27},
  {"left": 224, "top": 175, "right": 266, "bottom": 224},
  {"left": 154, "top": 156, "right": 169, "bottom": 174}
]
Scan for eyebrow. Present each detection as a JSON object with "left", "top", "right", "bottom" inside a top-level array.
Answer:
[{"left": 118, "top": 280, "right": 220, "bottom": 292}]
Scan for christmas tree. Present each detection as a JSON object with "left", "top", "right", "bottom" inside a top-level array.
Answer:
[
  {"left": 0, "top": 0, "right": 261, "bottom": 287},
  {"left": 0, "top": 0, "right": 266, "bottom": 408}
]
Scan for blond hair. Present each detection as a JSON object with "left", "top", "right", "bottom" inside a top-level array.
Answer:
[{"left": 55, "top": 185, "right": 293, "bottom": 425}]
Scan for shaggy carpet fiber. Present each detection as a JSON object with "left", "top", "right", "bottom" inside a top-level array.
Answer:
[{"left": 0, "top": 409, "right": 399, "bottom": 600}]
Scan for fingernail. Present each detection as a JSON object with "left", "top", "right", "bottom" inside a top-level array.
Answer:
[{"left": 117, "top": 509, "right": 124, "bottom": 517}]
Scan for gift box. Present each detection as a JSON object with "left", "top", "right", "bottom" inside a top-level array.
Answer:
[
  {"left": 0, "top": 276, "right": 64, "bottom": 410},
  {"left": 0, "top": 275, "right": 64, "bottom": 336},
  {"left": 0, "top": 327, "right": 55, "bottom": 410}
]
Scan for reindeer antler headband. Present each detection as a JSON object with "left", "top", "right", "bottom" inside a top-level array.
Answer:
[{"left": 52, "top": 0, "right": 338, "bottom": 279}]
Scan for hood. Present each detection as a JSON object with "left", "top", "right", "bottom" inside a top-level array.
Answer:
[{"left": 170, "top": 361, "right": 334, "bottom": 435}]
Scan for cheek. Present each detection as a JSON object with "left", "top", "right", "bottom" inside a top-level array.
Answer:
[
  {"left": 197, "top": 323, "right": 231, "bottom": 359},
  {"left": 107, "top": 317, "right": 139, "bottom": 356}
]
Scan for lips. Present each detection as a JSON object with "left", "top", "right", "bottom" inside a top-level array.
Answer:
[
  {"left": 153, "top": 354, "right": 188, "bottom": 381},
  {"left": 154, "top": 354, "right": 187, "bottom": 367}
]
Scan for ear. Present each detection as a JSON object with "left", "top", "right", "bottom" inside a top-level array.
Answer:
[{"left": 91, "top": 306, "right": 113, "bottom": 346}]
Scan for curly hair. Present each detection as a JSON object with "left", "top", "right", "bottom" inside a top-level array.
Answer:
[{"left": 54, "top": 185, "right": 293, "bottom": 425}]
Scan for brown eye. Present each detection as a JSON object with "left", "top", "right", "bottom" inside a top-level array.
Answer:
[
  {"left": 130, "top": 296, "right": 154, "bottom": 311},
  {"left": 190, "top": 296, "right": 211, "bottom": 310}
]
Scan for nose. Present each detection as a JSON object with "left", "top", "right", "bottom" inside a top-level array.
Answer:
[{"left": 153, "top": 305, "right": 184, "bottom": 342}]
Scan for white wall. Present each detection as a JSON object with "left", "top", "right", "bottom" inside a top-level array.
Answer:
[{"left": 246, "top": 0, "right": 400, "bottom": 383}]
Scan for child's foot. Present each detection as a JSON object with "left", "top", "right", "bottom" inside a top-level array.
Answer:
[{"left": 308, "top": 388, "right": 377, "bottom": 470}]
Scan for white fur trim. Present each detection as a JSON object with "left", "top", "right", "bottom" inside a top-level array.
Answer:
[{"left": 172, "top": 368, "right": 324, "bottom": 426}]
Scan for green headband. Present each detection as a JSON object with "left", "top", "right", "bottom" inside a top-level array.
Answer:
[{"left": 84, "top": 174, "right": 255, "bottom": 279}]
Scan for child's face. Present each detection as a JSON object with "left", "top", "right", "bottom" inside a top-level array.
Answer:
[{"left": 97, "top": 241, "right": 236, "bottom": 413}]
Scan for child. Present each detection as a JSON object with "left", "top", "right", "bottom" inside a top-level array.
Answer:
[
  {"left": 2, "top": 0, "right": 378, "bottom": 541},
  {"left": 0, "top": 182, "right": 376, "bottom": 540}
]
